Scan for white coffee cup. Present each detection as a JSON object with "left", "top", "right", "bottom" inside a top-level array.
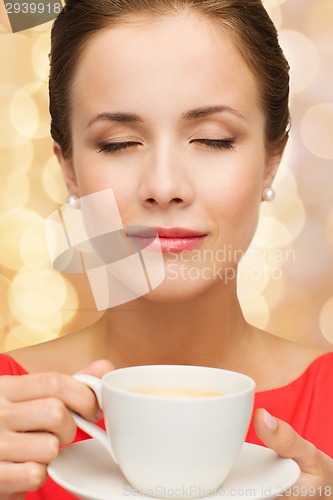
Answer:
[{"left": 73, "top": 365, "right": 255, "bottom": 499}]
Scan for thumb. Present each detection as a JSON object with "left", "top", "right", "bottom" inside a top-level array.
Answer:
[
  {"left": 76, "top": 359, "right": 115, "bottom": 378},
  {"left": 253, "top": 408, "right": 323, "bottom": 475},
  {"left": 74, "top": 360, "right": 115, "bottom": 420}
]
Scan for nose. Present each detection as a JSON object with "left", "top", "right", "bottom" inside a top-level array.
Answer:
[{"left": 137, "top": 148, "right": 195, "bottom": 210}]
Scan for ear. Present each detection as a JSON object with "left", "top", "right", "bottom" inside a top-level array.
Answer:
[{"left": 53, "top": 141, "right": 79, "bottom": 197}]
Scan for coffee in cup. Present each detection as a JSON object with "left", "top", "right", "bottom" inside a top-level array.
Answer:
[
  {"left": 72, "top": 365, "right": 255, "bottom": 499},
  {"left": 129, "top": 386, "right": 224, "bottom": 397}
]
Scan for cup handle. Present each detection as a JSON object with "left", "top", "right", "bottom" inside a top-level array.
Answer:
[{"left": 71, "top": 373, "right": 118, "bottom": 464}]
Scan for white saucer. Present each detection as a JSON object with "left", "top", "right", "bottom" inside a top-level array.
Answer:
[{"left": 48, "top": 440, "right": 300, "bottom": 500}]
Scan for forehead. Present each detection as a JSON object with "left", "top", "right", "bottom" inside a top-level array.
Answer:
[{"left": 71, "top": 12, "right": 262, "bottom": 124}]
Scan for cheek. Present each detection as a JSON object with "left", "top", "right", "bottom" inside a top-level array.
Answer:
[
  {"left": 205, "top": 163, "right": 263, "bottom": 244},
  {"left": 72, "top": 153, "right": 137, "bottom": 209}
]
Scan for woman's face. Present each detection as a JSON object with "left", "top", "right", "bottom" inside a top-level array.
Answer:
[{"left": 58, "top": 12, "right": 279, "bottom": 301}]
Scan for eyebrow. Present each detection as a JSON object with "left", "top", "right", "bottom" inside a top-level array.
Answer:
[
  {"left": 87, "top": 112, "right": 143, "bottom": 128},
  {"left": 86, "top": 105, "right": 246, "bottom": 128},
  {"left": 182, "top": 105, "right": 246, "bottom": 121}
]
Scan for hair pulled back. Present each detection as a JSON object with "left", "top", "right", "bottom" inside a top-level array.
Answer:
[{"left": 49, "top": 0, "right": 290, "bottom": 159}]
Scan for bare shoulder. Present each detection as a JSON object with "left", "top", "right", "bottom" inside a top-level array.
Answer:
[{"left": 254, "top": 329, "right": 327, "bottom": 391}]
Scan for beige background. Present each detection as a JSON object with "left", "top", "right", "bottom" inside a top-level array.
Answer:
[{"left": 0, "top": 0, "right": 332, "bottom": 353}]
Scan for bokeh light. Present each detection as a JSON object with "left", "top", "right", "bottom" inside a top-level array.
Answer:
[
  {"left": 297, "top": 158, "right": 333, "bottom": 205},
  {"left": 263, "top": 0, "right": 288, "bottom": 6},
  {"left": 238, "top": 288, "right": 270, "bottom": 330},
  {"left": 42, "top": 155, "right": 68, "bottom": 203},
  {"left": 9, "top": 85, "right": 39, "bottom": 138},
  {"left": 0, "top": 1, "right": 11, "bottom": 33},
  {"left": 0, "top": 174, "right": 30, "bottom": 211},
  {"left": 8, "top": 266, "right": 79, "bottom": 341},
  {"left": 19, "top": 217, "right": 50, "bottom": 265},
  {"left": 0, "top": 84, "right": 28, "bottom": 147},
  {"left": 327, "top": 209, "right": 333, "bottom": 249},
  {"left": 0, "top": 276, "right": 12, "bottom": 331},
  {"left": 0, "top": 208, "right": 42, "bottom": 271},
  {"left": 10, "top": 266, "right": 67, "bottom": 319},
  {"left": 0, "top": 139, "right": 34, "bottom": 180},
  {"left": 253, "top": 192, "right": 306, "bottom": 248},
  {"left": 261, "top": 2, "right": 283, "bottom": 29},
  {"left": 301, "top": 103, "right": 333, "bottom": 159},
  {"left": 283, "top": 221, "right": 333, "bottom": 287},
  {"left": 306, "top": 0, "right": 333, "bottom": 57},
  {"left": 278, "top": 30, "right": 320, "bottom": 95},
  {"left": 0, "top": 34, "right": 35, "bottom": 85},
  {"left": 320, "top": 297, "right": 333, "bottom": 344},
  {"left": 10, "top": 82, "right": 50, "bottom": 139},
  {"left": 32, "top": 33, "right": 51, "bottom": 82},
  {"left": 3, "top": 325, "right": 61, "bottom": 351}
]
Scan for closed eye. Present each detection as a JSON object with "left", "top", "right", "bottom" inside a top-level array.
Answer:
[
  {"left": 191, "top": 139, "right": 235, "bottom": 151},
  {"left": 98, "top": 139, "right": 235, "bottom": 154},
  {"left": 98, "top": 141, "right": 141, "bottom": 154}
]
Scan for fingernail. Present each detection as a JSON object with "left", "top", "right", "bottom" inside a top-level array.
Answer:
[
  {"left": 263, "top": 409, "right": 277, "bottom": 431},
  {"left": 96, "top": 409, "right": 103, "bottom": 421}
]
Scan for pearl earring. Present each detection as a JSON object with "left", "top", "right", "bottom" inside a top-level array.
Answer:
[
  {"left": 66, "top": 194, "right": 79, "bottom": 208},
  {"left": 262, "top": 187, "right": 275, "bottom": 202}
]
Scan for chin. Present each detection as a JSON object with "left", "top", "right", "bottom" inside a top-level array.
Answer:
[{"left": 141, "top": 273, "right": 219, "bottom": 304}]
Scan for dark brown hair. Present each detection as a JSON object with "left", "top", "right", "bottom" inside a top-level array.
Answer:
[{"left": 49, "top": 0, "right": 290, "bottom": 159}]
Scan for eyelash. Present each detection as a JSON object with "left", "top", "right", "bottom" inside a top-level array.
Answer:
[
  {"left": 191, "top": 139, "right": 235, "bottom": 151},
  {"left": 98, "top": 138, "right": 235, "bottom": 154},
  {"left": 98, "top": 142, "right": 140, "bottom": 153}
]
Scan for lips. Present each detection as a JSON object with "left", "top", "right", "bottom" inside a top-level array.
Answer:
[
  {"left": 154, "top": 227, "right": 206, "bottom": 239},
  {"left": 127, "top": 227, "right": 207, "bottom": 253}
]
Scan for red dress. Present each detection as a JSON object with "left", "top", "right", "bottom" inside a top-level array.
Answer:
[{"left": 0, "top": 352, "right": 332, "bottom": 499}]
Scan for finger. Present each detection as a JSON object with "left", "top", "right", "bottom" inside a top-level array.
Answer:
[
  {"left": 75, "top": 359, "right": 115, "bottom": 415},
  {"left": 0, "top": 398, "right": 76, "bottom": 444},
  {"left": 76, "top": 359, "right": 115, "bottom": 377},
  {"left": 0, "top": 373, "right": 100, "bottom": 422},
  {"left": 0, "top": 462, "right": 46, "bottom": 494},
  {"left": 253, "top": 408, "right": 331, "bottom": 475},
  {"left": 0, "top": 432, "right": 59, "bottom": 464},
  {"left": 0, "top": 494, "right": 26, "bottom": 500}
]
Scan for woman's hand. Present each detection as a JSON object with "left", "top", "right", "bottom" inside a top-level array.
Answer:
[
  {"left": 254, "top": 408, "right": 333, "bottom": 498},
  {"left": 0, "top": 359, "right": 113, "bottom": 499}
]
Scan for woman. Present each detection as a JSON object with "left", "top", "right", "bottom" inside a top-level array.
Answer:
[{"left": 0, "top": 0, "right": 332, "bottom": 497}]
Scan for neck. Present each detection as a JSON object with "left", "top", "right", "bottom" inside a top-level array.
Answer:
[{"left": 93, "top": 279, "right": 255, "bottom": 370}]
